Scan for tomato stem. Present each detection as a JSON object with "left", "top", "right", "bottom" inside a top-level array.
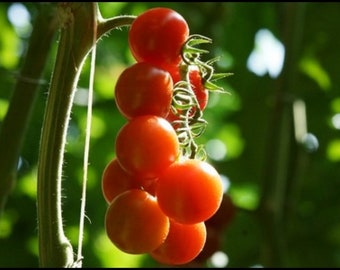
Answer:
[
  {"left": 171, "top": 32, "right": 232, "bottom": 160},
  {"left": 171, "top": 69, "right": 207, "bottom": 160},
  {"left": 37, "top": 3, "right": 136, "bottom": 267}
]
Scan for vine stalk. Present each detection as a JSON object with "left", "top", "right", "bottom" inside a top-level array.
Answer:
[{"left": 36, "top": 3, "right": 135, "bottom": 267}]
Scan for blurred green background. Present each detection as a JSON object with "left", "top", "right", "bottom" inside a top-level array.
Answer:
[{"left": 0, "top": 2, "right": 340, "bottom": 267}]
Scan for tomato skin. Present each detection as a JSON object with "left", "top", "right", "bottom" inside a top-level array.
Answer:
[
  {"left": 115, "top": 115, "right": 180, "bottom": 179},
  {"left": 189, "top": 68, "right": 209, "bottom": 111},
  {"left": 105, "top": 189, "right": 170, "bottom": 254},
  {"left": 115, "top": 62, "right": 173, "bottom": 120},
  {"left": 101, "top": 158, "right": 140, "bottom": 204},
  {"left": 128, "top": 7, "right": 189, "bottom": 68},
  {"left": 156, "top": 158, "right": 223, "bottom": 224},
  {"left": 150, "top": 219, "right": 207, "bottom": 265}
]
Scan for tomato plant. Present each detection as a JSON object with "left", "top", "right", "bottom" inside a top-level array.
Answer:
[
  {"left": 115, "top": 115, "right": 180, "bottom": 179},
  {"left": 156, "top": 158, "right": 223, "bottom": 224},
  {"left": 189, "top": 68, "right": 209, "bottom": 111},
  {"left": 166, "top": 66, "right": 209, "bottom": 125},
  {"left": 128, "top": 7, "right": 189, "bottom": 69},
  {"left": 150, "top": 219, "right": 207, "bottom": 265},
  {"left": 105, "top": 189, "right": 170, "bottom": 254},
  {"left": 114, "top": 62, "right": 174, "bottom": 119}
]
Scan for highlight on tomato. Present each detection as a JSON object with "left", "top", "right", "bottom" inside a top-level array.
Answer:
[{"left": 105, "top": 189, "right": 170, "bottom": 254}]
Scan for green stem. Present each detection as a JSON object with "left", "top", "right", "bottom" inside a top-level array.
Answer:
[
  {"left": 37, "top": 3, "right": 136, "bottom": 267},
  {"left": 37, "top": 3, "right": 98, "bottom": 267},
  {"left": 0, "top": 3, "right": 58, "bottom": 214}
]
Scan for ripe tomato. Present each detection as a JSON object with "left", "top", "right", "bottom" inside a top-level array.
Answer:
[
  {"left": 128, "top": 7, "right": 189, "bottom": 69},
  {"left": 101, "top": 158, "right": 140, "bottom": 204},
  {"left": 105, "top": 189, "right": 170, "bottom": 254},
  {"left": 150, "top": 219, "right": 207, "bottom": 265},
  {"left": 101, "top": 158, "right": 159, "bottom": 203},
  {"left": 115, "top": 115, "right": 180, "bottom": 179},
  {"left": 189, "top": 68, "right": 209, "bottom": 111},
  {"left": 115, "top": 62, "right": 173, "bottom": 119},
  {"left": 156, "top": 158, "right": 223, "bottom": 224}
]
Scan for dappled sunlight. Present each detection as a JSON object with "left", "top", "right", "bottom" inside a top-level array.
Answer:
[
  {"left": 94, "top": 232, "right": 146, "bottom": 267},
  {"left": 206, "top": 139, "right": 227, "bottom": 161},
  {"left": 208, "top": 251, "right": 229, "bottom": 268},
  {"left": 247, "top": 28, "right": 285, "bottom": 78},
  {"left": 7, "top": 2, "right": 31, "bottom": 37},
  {"left": 229, "top": 183, "right": 259, "bottom": 211},
  {"left": 327, "top": 139, "right": 340, "bottom": 161}
]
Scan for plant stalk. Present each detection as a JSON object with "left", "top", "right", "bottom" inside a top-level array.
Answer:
[{"left": 36, "top": 3, "right": 135, "bottom": 267}]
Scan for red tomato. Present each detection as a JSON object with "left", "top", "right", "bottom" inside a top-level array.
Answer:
[
  {"left": 189, "top": 68, "right": 209, "bottom": 111},
  {"left": 128, "top": 7, "right": 189, "bottom": 69},
  {"left": 156, "top": 158, "right": 223, "bottom": 224},
  {"left": 115, "top": 62, "right": 173, "bottom": 119},
  {"left": 101, "top": 158, "right": 140, "bottom": 204},
  {"left": 101, "top": 158, "right": 159, "bottom": 203},
  {"left": 150, "top": 219, "right": 207, "bottom": 265},
  {"left": 105, "top": 189, "right": 170, "bottom": 254},
  {"left": 115, "top": 115, "right": 180, "bottom": 179}
]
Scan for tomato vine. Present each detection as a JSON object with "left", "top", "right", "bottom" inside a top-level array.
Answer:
[{"left": 102, "top": 6, "right": 231, "bottom": 266}]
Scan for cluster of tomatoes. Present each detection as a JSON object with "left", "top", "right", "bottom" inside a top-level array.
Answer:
[{"left": 101, "top": 7, "right": 226, "bottom": 266}]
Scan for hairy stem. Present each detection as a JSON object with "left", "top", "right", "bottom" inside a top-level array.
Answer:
[
  {"left": 37, "top": 3, "right": 136, "bottom": 267},
  {"left": 37, "top": 3, "right": 97, "bottom": 267}
]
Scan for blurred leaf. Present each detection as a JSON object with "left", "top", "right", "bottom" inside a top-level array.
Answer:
[{"left": 299, "top": 55, "right": 331, "bottom": 91}]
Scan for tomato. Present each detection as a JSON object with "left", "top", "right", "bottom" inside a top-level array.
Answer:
[
  {"left": 101, "top": 158, "right": 159, "bottom": 203},
  {"left": 150, "top": 219, "right": 206, "bottom": 265},
  {"left": 105, "top": 189, "right": 170, "bottom": 254},
  {"left": 115, "top": 115, "right": 180, "bottom": 179},
  {"left": 189, "top": 68, "right": 209, "bottom": 111},
  {"left": 141, "top": 177, "right": 159, "bottom": 196},
  {"left": 101, "top": 158, "right": 140, "bottom": 204},
  {"left": 128, "top": 7, "right": 189, "bottom": 69},
  {"left": 115, "top": 62, "right": 173, "bottom": 120},
  {"left": 156, "top": 158, "right": 223, "bottom": 224}
]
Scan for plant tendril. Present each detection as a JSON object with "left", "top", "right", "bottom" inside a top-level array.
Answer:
[{"left": 170, "top": 34, "right": 232, "bottom": 159}]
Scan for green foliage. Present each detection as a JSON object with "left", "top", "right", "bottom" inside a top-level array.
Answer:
[{"left": 1, "top": 2, "right": 340, "bottom": 267}]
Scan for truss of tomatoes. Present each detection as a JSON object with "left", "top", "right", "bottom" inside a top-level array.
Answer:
[{"left": 101, "top": 7, "right": 230, "bottom": 266}]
